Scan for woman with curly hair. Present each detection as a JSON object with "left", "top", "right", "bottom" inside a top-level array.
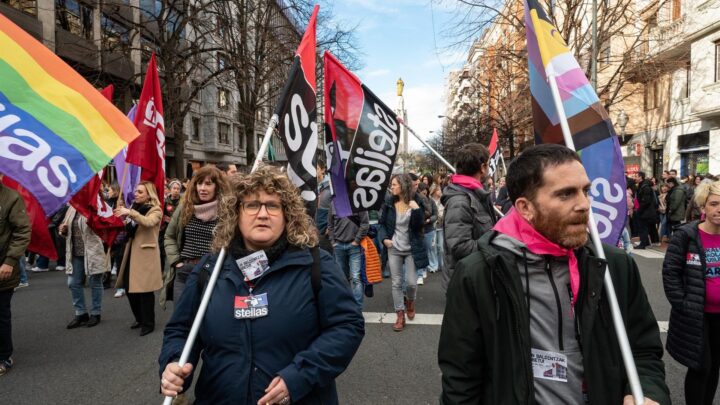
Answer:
[
  {"left": 159, "top": 166, "right": 364, "bottom": 404},
  {"left": 160, "top": 167, "right": 229, "bottom": 308},
  {"left": 114, "top": 181, "right": 163, "bottom": 336}
]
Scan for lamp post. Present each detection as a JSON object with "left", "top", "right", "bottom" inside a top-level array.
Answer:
[{"left": 617, "top": 109, "right": 629, "bottom": 142}]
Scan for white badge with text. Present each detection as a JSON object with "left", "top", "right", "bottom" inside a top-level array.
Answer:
[
  {"left": 531, "top": 348, "right": 568, "bottom": 382},
  {"left": 235, "top": 250, "right": 270, "bottom": 281},
  {"left": 234, "top": 293, "right": 269, "bottom": 319}
]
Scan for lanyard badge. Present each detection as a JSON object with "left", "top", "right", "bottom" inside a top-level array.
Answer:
[{"left": 235, "top": 250, "right": 270, "bottom": 281}]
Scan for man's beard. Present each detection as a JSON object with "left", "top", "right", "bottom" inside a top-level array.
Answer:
[{"left": 532, "top": 208, "right": 589, "bottom": 249}]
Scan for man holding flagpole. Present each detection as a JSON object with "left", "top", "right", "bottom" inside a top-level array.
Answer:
[{"left": 438, "top": 144, "right": 669, "bottom": 405}]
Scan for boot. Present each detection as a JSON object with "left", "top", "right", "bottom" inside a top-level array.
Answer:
[
  {"left": 393, "top": 310, "right": 405, "bottom": 332},
  {"left": 67, "top": 314, "right": 89, "bottom": 329},
  {"left": 407, "top": 300, "right": 416, "bottom": 320},
  {"left": 86, "top": 315, "right": 101, "bottom": 327}
]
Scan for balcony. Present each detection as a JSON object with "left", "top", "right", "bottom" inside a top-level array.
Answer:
[
  {"left": 55, "top": 28, "right": 99, "bottom": 69},
  {"left": 0, "top": 2, "right": 42, "bottom": 40},
  {"left": 101, "top": 50, "right": 134, "bottom": 80}
]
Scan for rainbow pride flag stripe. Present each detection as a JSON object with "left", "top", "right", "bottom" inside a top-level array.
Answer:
[
  {"left": 0, "top": 13, "right": 138, "bottom": 215},
  {"left": 524, "top": 0, "right": 627, "bottom": 245}
]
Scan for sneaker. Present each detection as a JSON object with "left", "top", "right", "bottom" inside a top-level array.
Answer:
[
  {"left": 423, "top": 272, "right": 428, "bottom": 279},
  {"left": 30, "top": 266, "right": 48, "bottom": 273},
  {"left": 417, "top": 277, "right": 424, "bottom": 285},
  {"left": 0, "top": 358, "right": 13, "bottom": 376},
  {"left": 114, "top": 289, "right": 125, "bottom": 298},
  {"left": 14, "top": 282, "right": 29, "bottom": 290},
  {"left": 54, "top": 266, "right": 65, "bottom": 271},
  {"left": 111, "top": 265, "right": 117, "bottom": 276}
]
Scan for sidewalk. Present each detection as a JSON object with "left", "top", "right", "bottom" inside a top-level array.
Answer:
[{"left": 630, "top": 237, "right": 667, "bottom": 259}]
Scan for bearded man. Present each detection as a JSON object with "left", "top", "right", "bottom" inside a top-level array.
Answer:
[{"left": 438, "top": 144, "right": 669, "bottom": 405}]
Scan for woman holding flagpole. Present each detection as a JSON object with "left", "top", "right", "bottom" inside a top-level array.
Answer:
[{"left": 114, "top": 181, "right": 163, "bottom": 336}]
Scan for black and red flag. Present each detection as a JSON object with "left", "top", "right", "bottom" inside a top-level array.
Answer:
[
  {"left": 323, "top": 51, "right": 401, "bottom": 217},
  {"left": 274, "top": 5, "right": 319, "bottom": 205},
  {"left": 487, "top": 128, "right": 503, "bottom": 177}
]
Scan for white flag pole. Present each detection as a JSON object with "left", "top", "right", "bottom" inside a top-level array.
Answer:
[
  {"left": 547, "top": 71, "right": 644, "bottom": 405},
  {"left": 400, "top": 119, "right": 456, "bottom": 173},
  {"left": 252, "top": 114, "right": 280, "bottom": 172},
  {"left": 162, "top": 114, "right": 278, "bottom": 405}
]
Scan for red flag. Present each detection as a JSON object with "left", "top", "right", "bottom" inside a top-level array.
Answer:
[
  {"left": 487, "top": 128, "right": 503, "bottom": 177},
  {"left": 127, "top": 53, "right": 165, "bottom": 197},
  {"left": 1, "top": 177, "right": 57, "bottom": 260}
]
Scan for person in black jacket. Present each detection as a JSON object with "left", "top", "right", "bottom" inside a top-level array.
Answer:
[
  {"left": 663, "top": 179, "right": 720, "bottom": 405},
  {"left": 439, "top": 144, "right": 668, "bottom": 405},
  {"left": 635, "top": 172, "right": 660, "bottom": 249}
]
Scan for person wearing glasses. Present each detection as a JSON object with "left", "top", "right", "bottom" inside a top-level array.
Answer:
[
  {"left": 160, "top": 167, "right": 229, "bottom": 309},
  {"left": 159, "top": 166, "right": 364, "bottom": 405}
]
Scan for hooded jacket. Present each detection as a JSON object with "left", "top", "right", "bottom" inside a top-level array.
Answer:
[
  {"left": 440, "top": 182, "right": 497, "bottom": 290},
  {"left": 438, "top": 232, "right": 669, "bottom": 405},
  {"left": 159, "top": 246, "right": 365, "bottom": 404},
  {"left": 0, "top": 182, "right": 30, "bottom": 291},
  {"left": 662, "top": 221, "right": 707, "bottom": 370}
]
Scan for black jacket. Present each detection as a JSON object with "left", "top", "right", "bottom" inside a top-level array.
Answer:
[
  {"left": 636, "top": 180, "right": 659, "bottom": 222},
  {"left": 378, "top": 193, "right": 429, "bottom": 270},
  {"left": 663, "top": 221, "right": 707, "bottom": 370},
  {"left": 439, "top": 232, "right": 670, "bottom": 405},
  {"left": 440, "top": 183, "right": 498, "bottom": 290}
]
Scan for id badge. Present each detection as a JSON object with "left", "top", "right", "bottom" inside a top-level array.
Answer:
[
  {"left": 234, "top": 293, "right": 269, "bottom": 319},
  {"left": 235, "top": 250, "right": 269, "bottom": 281},
  {"left": 531, "top": 348, "right": 568, "bottom": 382}
]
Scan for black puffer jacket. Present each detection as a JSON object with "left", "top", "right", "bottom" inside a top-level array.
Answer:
[
  {"left": 440, "top": 183, "right": 497, "bottom": 290},
  {"left": 637, "top": 180, "right": 659, "bottom": 222},
  {"left": 662, "top": 221, "right": 706, "bottom": 370}
]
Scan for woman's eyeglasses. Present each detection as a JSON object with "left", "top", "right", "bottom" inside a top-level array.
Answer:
[{"left": 241, "top": 201, "right": 283, "bottom": 216}]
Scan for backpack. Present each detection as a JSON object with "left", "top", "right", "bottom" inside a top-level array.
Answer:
[{"left": 195, "top": 247, "right": 322, "bottom": 301}]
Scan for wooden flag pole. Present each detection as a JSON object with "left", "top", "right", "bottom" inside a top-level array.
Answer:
[{"left": 547, "top": 72, "right": 644, "bottom": 405}]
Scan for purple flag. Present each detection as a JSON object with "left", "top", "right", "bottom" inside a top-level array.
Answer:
[{"left": 114, "top": 105, "right": 141, "bottom": 206}]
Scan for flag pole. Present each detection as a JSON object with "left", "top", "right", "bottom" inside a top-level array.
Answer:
[
  {"left": 547, "top": 72, "right": 644, "bottom": 405},
  {"left": 399, "top": 120, "right": 456, "bottom": 173},
  {"left": 252, "top": 114, "right": 280, "bottom": 172}
]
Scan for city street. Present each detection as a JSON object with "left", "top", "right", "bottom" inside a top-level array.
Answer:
[{"left": 0, "top": 250, "right": 715, "bottom": 404}]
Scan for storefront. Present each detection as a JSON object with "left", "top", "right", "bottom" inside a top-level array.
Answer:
[{"left": 678, "top": 131, "right": 709, "bottom": 176}]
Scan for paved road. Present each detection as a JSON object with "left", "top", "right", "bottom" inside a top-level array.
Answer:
[{"left": 0, "top": 251, "right": 716, "bottom": 404}]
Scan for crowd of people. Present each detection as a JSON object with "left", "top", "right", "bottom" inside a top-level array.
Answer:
[{"left": 3, "top": 144, "right": 720, "bottom": 404}]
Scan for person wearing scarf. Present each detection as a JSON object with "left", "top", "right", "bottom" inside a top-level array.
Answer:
[
  {"left": 159, "top": 166, "right": 363, "bottom": 405},
  {"left": 439, "top": 144, "right": 669, "bottom": 405},
  {"left": 114, "top": 181, "right": 163, "bottom": 336},
  {"left": 160, "top": 166, "right": 228, "bottom": 310}
]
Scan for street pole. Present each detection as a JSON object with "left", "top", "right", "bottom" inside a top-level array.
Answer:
[
  {"left": 591, "top": 0, "right": 598, "bottom": 90},
  {"left": 400, "top": 119, "right": 456, "bottom": 173}
]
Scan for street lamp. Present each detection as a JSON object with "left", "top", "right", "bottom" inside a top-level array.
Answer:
[{"left": 617, "top": 109, "right": 629, "bottom": 142}]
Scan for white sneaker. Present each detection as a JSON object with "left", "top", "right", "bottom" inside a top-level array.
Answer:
[
  {"left": 114, "top": 289, "right": 125, "bottom": 298},
  {"left": 54, "top": 266, "right": 65, "bottom": 271},
  {"left": 30, "top": 266, "right": 48, "bottom": 272},
  {"left": 111, "top": 265, "right": 117, "bottom": 276},
  {"left": 417, "top": 277, "right": 424, "bottom": 285},
  {"left": 423, "top": 272, "right": 428, "bottom": 279},
  {"left": 14, "top": 282, "right": 29, "bottom": 290}
]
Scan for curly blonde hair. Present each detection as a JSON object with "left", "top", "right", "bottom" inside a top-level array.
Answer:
[
  {"left": 212, "top": 165, "right": 318, "bottom": 251},
  {"left": 180, "top": 166, "right": 229, "bottom": 226},
  {"left": 694, "top": 180, "right": 720, "bottom": 208}
]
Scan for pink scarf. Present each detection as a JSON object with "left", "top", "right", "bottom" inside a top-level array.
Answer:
[
  {"left": 449, "top": 174, "right": 483, "bottom": 190},
  {"left": 493, "top": 209, "right": 580, "bottom": 307}
]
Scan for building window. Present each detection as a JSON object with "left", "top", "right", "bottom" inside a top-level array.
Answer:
[
  {"left": 192, "top": 80, "right": 201, "bottom": 102},
  {"left": 685, "top": 60, "right": 691, "bottom": 98},
  {"left": 101, "top": 15, "right": 130, "bottom": 55},
  {"left": 191, "top": 117, "right": 200, "bottom": 141},
  {"left": 218, "top": 122, "right": 230, "bottom": 145},
  {"left": 672, "top": 0, "right": 681, "bottom": 21},
  {"left": 56, "top": 0, "right": 94, "bottom": 40},
  {"left": 2, "top": 0, "right": 37, "bottom": 15},
  {"left": 599, "top": 39, "right": 611, "bottom": 66},
  {"left": 217, "top": 52, "right": 229, "bottom": 71},
  {"left": 218, "top": 88, "right": 228, "bottom": 109},
  {"left": 235, "top": 125, "right": 245, "bottom": 150},
  {"left": 644, "top": 80, "right": 658, "bottom": 110},
  {"left": 716, "top": 41, "right": 720, "bottom": 82}
]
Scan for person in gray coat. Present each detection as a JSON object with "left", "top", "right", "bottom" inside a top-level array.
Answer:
[{"left": 441, "top": 143, "right": 497, "bottom": 291}]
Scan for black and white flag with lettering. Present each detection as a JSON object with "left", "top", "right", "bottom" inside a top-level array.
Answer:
[{"left": 324, "top": 51, "right": 400, "bottom": 217}]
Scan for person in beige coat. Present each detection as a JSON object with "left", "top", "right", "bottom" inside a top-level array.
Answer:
[
  {"left": 59, "top": 206, "right": 107, "bottom": 328},
  {"left": 114, "top": 181, "right": 163, "bottom": 336}
]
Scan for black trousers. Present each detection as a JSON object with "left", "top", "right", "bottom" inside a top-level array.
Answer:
[
  {"left": 638, "top": 218, "right": 659, "bottom": 247},
  {"left": 127, "top": 292, "right": 155, "bottom": 328},
  {"left": 685, "top": 313, "right": 720, "bottom": 405},
  {"left": 0, "top": 289, "right": 14, "bottom": 361}
]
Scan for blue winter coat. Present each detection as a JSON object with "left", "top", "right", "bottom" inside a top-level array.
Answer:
[
  {"left": 378, "top": 193, "right": 429, "bottom": 270},
  {"left": 159, "top": 246, "right": 365, "bottom": 404}
]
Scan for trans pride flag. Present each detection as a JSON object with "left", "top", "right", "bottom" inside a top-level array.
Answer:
[
  {"left": 0, "top": 14, "right": 139, "bottom": 216},
  {"left": 524, "top": 0, "right": 627, "bottom": 244}
]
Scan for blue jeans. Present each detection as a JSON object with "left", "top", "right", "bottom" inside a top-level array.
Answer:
[
  {"left": 435, "top": 228, "right": 445, "bottom": 271},
  {"left": 388, "top": 247, "right": 416, "bottom": 311},
  {"left": 334, "top": 242, "right": 363, "bottom": 306},
  {"left": 18, "top": 257, "right": 27, "bottom": 284},
  {"left": 68, "top": 256, "right": 103, "bottom": 316},
  {"left": 424, "top": 231, "right": 437, "bottom": 272},
  {"left": 35, "top": 255, "right": 49, "bottom": 270}
]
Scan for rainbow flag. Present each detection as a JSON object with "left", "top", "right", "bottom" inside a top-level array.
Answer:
[
  {"left": 524, "top": 0, "right": 627, "bottom": 245},
  {"left": 0, "top": 13, "right": 139, "bottom": 216}
]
